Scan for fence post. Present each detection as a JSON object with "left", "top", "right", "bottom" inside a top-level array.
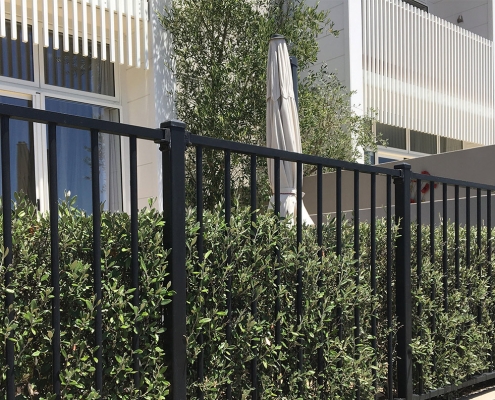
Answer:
[
  {"left": 159, "top": 120, "right": 188, "bottom": 400},
  {"left": 394, "top": 163, "right": 413, "bottom": 400}
]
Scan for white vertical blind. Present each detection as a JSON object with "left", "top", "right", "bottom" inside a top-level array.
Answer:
[
  {"left": 2, "top": 0, "right": 149, "bottom": 68},
  {"left": 72, "top": 0, "right": 78, "bottom": 53},
  {"left": 363, "top": 0, "right": 495, "bottom": 145},
  {"left": 20, "top": 0, "right": 26, "bottom": 41},
  {"left": 53, "top": 0, "right": 58, "bottom": 49},
  {"left": 10, "top": 0, "right": 16, "bottom": 39},
  {"left": 63, "top": 0, "right": 68, "bottom": 50},
  {"left": 109, "top": 0, "right": 115, "bottom": 62}
]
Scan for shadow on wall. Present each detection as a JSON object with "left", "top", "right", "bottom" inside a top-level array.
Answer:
[{"left": 303, "top": 144, "right": 495, "bottom": 226}]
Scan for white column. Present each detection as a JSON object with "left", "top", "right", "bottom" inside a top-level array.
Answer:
[{"left": 347, "top": 0, "right": 365, "bottom": 163}]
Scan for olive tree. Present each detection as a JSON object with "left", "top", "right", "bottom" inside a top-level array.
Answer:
[{"left": 159, "top": 0, "right": 378, "bottom": 206}]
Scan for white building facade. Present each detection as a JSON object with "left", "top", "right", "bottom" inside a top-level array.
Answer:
[
  {"left": 2, "top": 0, "right": 495, "bottom": 212},
  {"left": 0, "top": 0, "right": 173, "bottom": 212},
  {"left": 308, "top": 0, "right": 495, "bottom": 164}
]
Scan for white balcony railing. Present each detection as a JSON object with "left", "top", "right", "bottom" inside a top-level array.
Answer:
[
  {"left": 0, "top": 0, "right": 149, "bottom": 68},
  {"left": 362, "top": 0, "right": 494, "bottom": 145}
]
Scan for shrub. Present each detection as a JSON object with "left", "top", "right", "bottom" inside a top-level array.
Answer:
[
  {"left": 1, "top": 198, "right": 494, "bottom": 399},
  {"left": 0, "top": 196, "right": 172, "bottom": 399}
]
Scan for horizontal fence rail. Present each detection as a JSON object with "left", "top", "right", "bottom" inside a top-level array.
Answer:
[
  {"left": 1, "top": 103, "right": 495, "bottom": 400},
  {"left": 362, "top": 0, "right": 494, "bottom": 144}
]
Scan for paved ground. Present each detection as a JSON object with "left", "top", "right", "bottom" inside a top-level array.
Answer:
[{"left": 458, "top": 386, "right": 495, "bottom": 399}]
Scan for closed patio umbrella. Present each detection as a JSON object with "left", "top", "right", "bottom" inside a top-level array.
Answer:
[{"left": 266, "top": 35, "right": 313, "bottom": 225}]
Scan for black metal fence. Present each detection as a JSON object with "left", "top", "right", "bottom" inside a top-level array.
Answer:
[{"left": 1, "top": 103, "right": 495, "bottom": 400}]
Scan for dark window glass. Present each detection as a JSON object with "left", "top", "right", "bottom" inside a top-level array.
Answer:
[
  {"left": 403, "top": 0, "right": 428, "bottom": 12},
  {"left": 0, "top": 96, "right": 36, "bottom": 203},
  {"left": 0, "top": 21, "right": 34, "bottom": 81},
  {"left": 440, "top": 137, "right": 463, "bottom": 153},
  {"left": 378, "top": 157, "right": 398, "bottom": 164},
  {"left": 45, "top": 97, "right": 121, "bottom": 213},
  {"left": 44, "top": 32, "right": 115, "bottom": 96},
  {"left": 365, "top": 150, "right": 375, "bottom": 165},
  {"left": 410, "top": 130, "right": 437, "bottom": 154},
  {"left": 376, "top": 123, "right": 407, "bottom": 150}
]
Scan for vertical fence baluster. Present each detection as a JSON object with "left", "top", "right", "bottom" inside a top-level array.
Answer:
[
  {"left": 250, "top": 154, "right": 257, "bottom": 399},
  {"left": 48, "top": 122, "right": 61, "bottom": 398},
  {"left": 224, "top": 149, "right": 232, "bottom": 400},
  {"left": 336, "top": 167, "right": 343, "bottom": 372},
  {"left": 417, "top": 178, "right": 423, "bottom": 394},
  {"left": 477, "top": 188, "right": 482, "bottom": 324},
  {"left": 160, "top": 120, "right": 187, "bottom": 400},
  {"left": 386, "top": 175, "right": 393, "bottom": 400},
  {"left": 273, "top": 157, "right": 281, "bottom": 396},
  {"left": 488, "top": 190, "right": 493, "bottom": 370},
  {"left": 274, "top": 158, "right": 281, "bottom": 349},
  {"left": 430, "top": 180, "right": 436, "bottom": 374},
  {"left": 196, "top": 146, "right": 204, "bottom": 399},
  {"left": 466, "top": 187, "right": 471, "bottom": 328},
  {"left": 370, "top": 173, "right": 377, "bottom": 392},
  {"left": 296, "top": 160, "right": 303, "bottom": 395},
  {"left": 1, "top": 115, "right": 15, "bottom": 400},
  {"left": 129, "top": 136, "right": 140, "bottom": 389},
  {"left": 442, "top": 183, "right": 448, "bottom": 313},
  {"left": 466, "top": 187, "right": 471, "bottom": 269},
  {"left": 91, "top": 128, "right": 103, "bottom": 394},
  {"left": 353, "top": 170, "right": 360, "bottom": 400},
  {"left": 317, "top": 164, "right": 323, "bottom": 389},
  {"left": 455, "top": 186, "right": 460, "bottom": 290},
  {"left": 455, "top": 185, "right": 461, "bottom": 365},
  {"left": 394, "top": 164, "right": 413, "bottom": 400}
]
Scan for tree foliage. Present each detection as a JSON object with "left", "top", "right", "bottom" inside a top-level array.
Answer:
[{"left": 159, "top": 0, "right": 379, "bottom": 205}]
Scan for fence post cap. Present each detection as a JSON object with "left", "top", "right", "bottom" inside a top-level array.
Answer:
[
  {"left": 394, "top": 163, "right": 411, "bottom": 171},
  {"left": 160, "top": 120, "right": 186, "bottom": 129}
]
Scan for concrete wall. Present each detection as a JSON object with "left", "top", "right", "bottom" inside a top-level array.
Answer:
[{"left": 303, "top": 144, "right": 495, "bottom": 225}]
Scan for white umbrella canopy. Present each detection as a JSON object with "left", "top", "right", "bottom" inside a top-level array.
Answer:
[{"left": 266, "top": 36, "right": 313, "bottom": 225}]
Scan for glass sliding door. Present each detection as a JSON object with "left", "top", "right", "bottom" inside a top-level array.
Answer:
[
  {"left": 45, "top": 97, "right": 122, "bottom": 213},
  {"left": 0, "top": 95, "right": 36, "bottom": 204}
]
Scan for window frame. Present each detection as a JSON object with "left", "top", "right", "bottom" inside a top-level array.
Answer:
[
  {"left": 0, "top": 13, "right": 121, "bottom": 104},
  {"left": 0, "top": 13, "right": 130, "bottom": 213}
]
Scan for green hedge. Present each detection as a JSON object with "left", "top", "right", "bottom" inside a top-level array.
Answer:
[
  {"left": 186, "top": 205, "right": 495, "bottom": 398},
  {"left": 1, "top": 197, "right": 171, "bottom": 399},
  {"left": 1, "top": 198, "right": 494, "bottom": 399}
]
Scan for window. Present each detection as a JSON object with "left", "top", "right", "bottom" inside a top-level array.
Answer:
[
  {"left": 440, "top": 137, "right": 463, "bottom": 153},
  {"left": 402, "top": 0, "right": 428, "bottom": 12},
  {"left": 0, "top": 96, "right": 36, "bottom": 204},
  {"left": 44, "top": 32, "right": 115, "bottom": 96},
  {"left": 378, "top": 157, "right": 398, "bottom": 164},
  {"left": 410, "top": 130, "right": 437, "bottom": 154},
  {"left": 45, "top": 98, "right": 122, "bottom": 213},
  {"left": 376, "top": 123, "right": 407, "bottom": 150},
  {"left": 0, "top": 22, "right": 122, "bottom": 212},
  {"left": 0, "top": 21, "right": 34, "bottom": 81}
]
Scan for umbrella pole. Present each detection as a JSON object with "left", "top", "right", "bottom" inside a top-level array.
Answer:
[{"left": 289, "top": 56, "right": 298, "bottom": 109}]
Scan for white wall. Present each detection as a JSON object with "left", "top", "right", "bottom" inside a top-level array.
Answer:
[
  {"left": 120, "top": 0, "right": 175, "bottom": 210},
  {"left": 307, "top": 0, "right": 349, "bottom": 86},
  {"left": 428, "top": 0, "right": 492, "bottom": 39}
]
